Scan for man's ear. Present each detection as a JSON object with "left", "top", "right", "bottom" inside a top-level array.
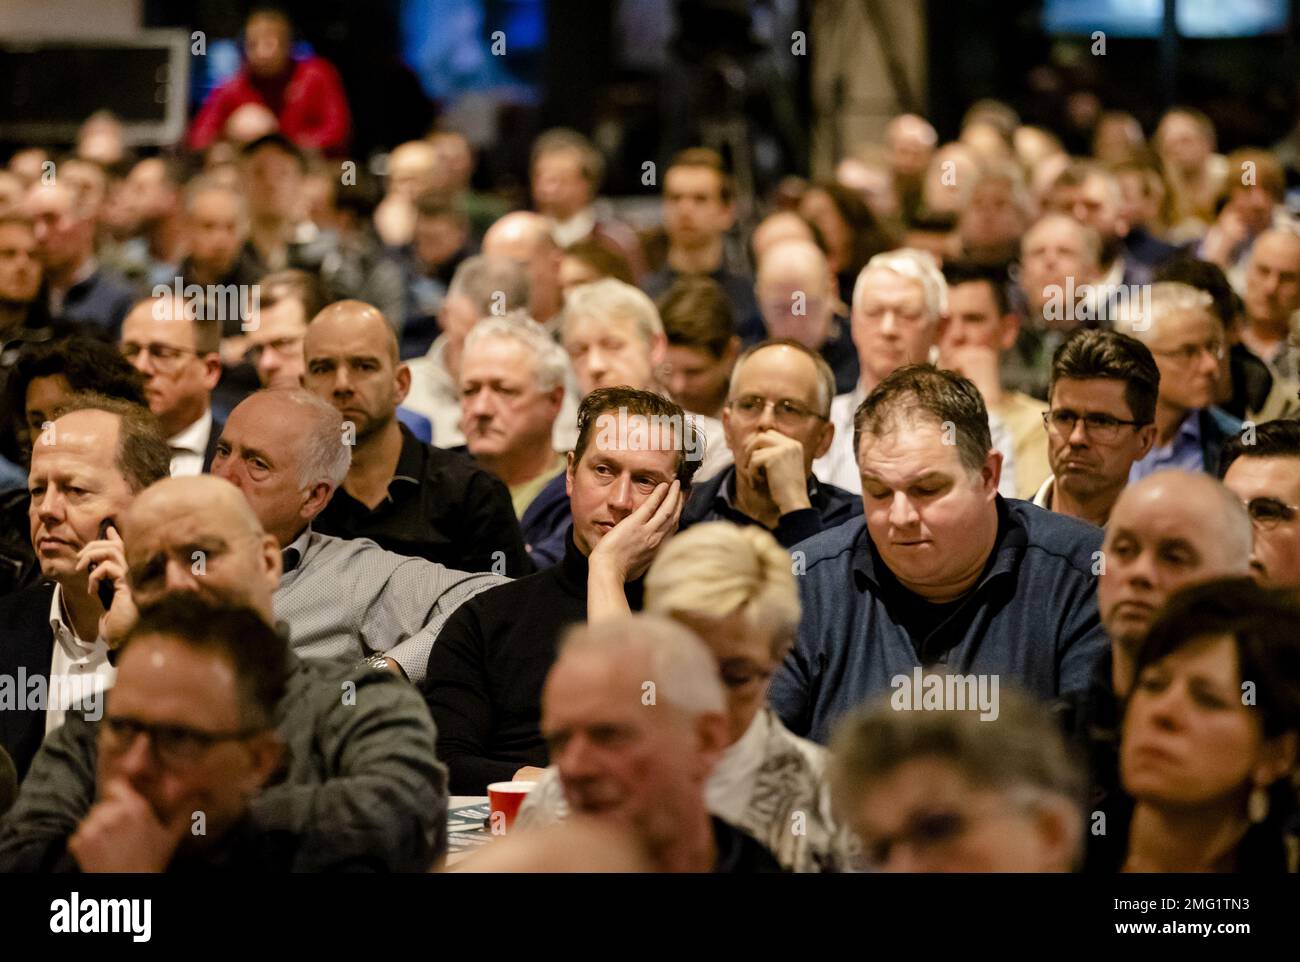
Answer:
[
  {"left": 1033, "top": 795, "right": 1083, "bottom": 873},
  {"left": 243, "top": 731, "right": 286, "bottom": 794},
  {"left": 648, "top": 332, "right": 668, "bottom": 369},
  {"left": 564, "top": 450, "right": 576, "bottom": 498},
  {"left": 259, "top": 533, "right": 283, "bottom": 585},
  {"left": 981, "top": 448, "right": 1003, "bottom": 498},
  {"left": 394, "top": 362, "right": 411, "bottom": 406},
  {"left": 694, "top": 710, "right": 730, "bottom": 777},
  {"left": 998, "top": 312, "right": 1021, "bottom": 353},
  {"left": 812, "top": 418, "right": 835, "bottom": 461},
  {"left": 544, "top": 384, "right": 565, "bottom": 418},
  {"left": 1134, "top": 423, "right": 1157, "bottom": 460},
  {"left": 201, "top": 354, "right": 223, "bottom": 391},
  {"left": 301, "top": 480, "right": 334, "bottom": 521}
]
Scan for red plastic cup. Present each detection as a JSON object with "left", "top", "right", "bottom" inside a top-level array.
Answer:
[{"left": 487, "top": 781, "right": 536, "bottom": 833}]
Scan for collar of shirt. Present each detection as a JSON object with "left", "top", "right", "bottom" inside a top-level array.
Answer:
[
  {"left": 551, "top": 207, "right": 596, "bottom": 248},
  {"left": 168, "top": 408, "right": 213, "bottom": 457},
  {"left": 1033, "top": 474, "right": 1054, "bottom": 510},
  {"left": 851, "top": 495, "right": 1021, "bottom": 598},
  {"left": 281, "top": 526, "right": 313, "bottom": 575},
  {"left": 48, "top": 581, "right": 101, "bottom": 659},
  {"left": 706, "top": 706, "right": 771, "bottom": 824},
  {"left": 1152, "top": 410, "right": 1203, "bottom": 465}
]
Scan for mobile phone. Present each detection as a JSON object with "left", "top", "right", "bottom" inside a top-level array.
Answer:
[{"left": 91, "top": 517, "right": 118, "bottom": 610}]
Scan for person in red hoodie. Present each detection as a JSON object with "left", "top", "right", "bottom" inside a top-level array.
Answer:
[{"left": 187, "top": 6, "right": 351, "bottom": 156}]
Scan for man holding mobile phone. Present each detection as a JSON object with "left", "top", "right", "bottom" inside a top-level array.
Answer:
[{"left": 0, "top": 396, "right": 171, "bottom": 781}]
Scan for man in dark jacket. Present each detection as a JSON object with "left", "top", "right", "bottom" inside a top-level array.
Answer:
[
  {"left": 423, "top": 387, "right": 703, "bottom": 794},
  {"left": 0, "top": 474, "right": 446, "bottom": 872},
  {"left": 770, "top": 365, "right": 1108, "bottom": 745}
]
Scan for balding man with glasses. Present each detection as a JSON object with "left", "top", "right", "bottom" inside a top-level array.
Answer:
[
  {"left": 119, "top": 294, "right": 223, "bottom": 476},
  {"left": 1033, "top": 329, "right": 1159, "bottom": 526},
  {"left": 680, "top": 339, "right": 857, "bottom": 547},
  {"left": 1118, "top": 282, "right": 1242, "bottom": 482}
]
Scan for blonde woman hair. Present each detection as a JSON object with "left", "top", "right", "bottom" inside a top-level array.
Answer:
[{"left": 644, "top": 522, "right": 801, "bottom": 660}]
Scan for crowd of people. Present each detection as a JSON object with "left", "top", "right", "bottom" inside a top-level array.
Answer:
[{"left": 1, "top": 7, "right": 1299, "bottom": 874}]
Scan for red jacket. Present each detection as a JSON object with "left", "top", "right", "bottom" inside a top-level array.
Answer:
[{"left": 187, "top": 56, "right": 351, "bottom": 154}]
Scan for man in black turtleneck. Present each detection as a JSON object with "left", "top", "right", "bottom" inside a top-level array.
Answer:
[{"left": 422, "top": 387, "right": 703, "bottom": 794}]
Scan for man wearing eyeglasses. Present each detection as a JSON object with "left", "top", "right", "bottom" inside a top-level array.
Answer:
[
  {"left": 1222, "top": 419, "right": 1300, "bottom": 592},
  {"left": 680, "top": 340, "right": 856, "bottom": 547},
  {"left": 119, "top": 294, "right": 223, "bottom": 477},
  {"left": 1121, "top": 282, "right": 1243, "bottom": 482},
  {"left": 1034, "top": 329, "right": 1159, "bottom": 526}
]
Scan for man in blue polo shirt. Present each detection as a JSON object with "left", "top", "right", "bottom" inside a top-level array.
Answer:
[{"left": 770, "top": 364, "right": 1107, "bottom": 745}]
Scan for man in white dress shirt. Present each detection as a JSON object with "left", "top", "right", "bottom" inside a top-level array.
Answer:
[
  {"left": 813, "top": 249, "right": 1018, "bottom": 498},
  {"left": 0, "top": 395, "right": 171, "bottom": 779},
  {"left": 119, "top": 294, "right": 223, "bottom": 476}
]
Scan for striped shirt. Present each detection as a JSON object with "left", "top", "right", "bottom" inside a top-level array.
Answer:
[{"left": 275, "top": 527, "right": 507, "bottom": 683}]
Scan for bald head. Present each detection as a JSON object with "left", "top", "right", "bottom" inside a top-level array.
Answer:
[
  {"left": 1100, "top": 470, "right": 1252, "bottom": 678},
  {"left": 387, "top": 141, "right": 439, "bottom": 200},
  {"left": 751, "top": 212, "right": 816, "bottom": 264},
  {"left": 123, "top": 476, "right": 281, "bottom": 621},
  {"left": 757, "top": 239, "right": 832, "bottom": 295},
  {"left": 306, "top": 300, "right": 399, "bottom": 364},
  {"left": 483, "top": 211, "right": 556, "bottom": 261}
]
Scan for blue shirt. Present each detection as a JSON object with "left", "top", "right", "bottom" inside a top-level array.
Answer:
[
  {"left": 770, "top": 498, "right": 1107, "bottom": 744},
  {"left": 1128, "top": 410, "right": 1204, "bottom": 483}
]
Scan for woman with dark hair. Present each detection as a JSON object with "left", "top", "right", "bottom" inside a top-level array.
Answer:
[
  {"left": 1111, "top": 578, "right": 1300, "bottom": 872},
  {"left": 797, "top": 182, "right": 895, "bottom": 305}
]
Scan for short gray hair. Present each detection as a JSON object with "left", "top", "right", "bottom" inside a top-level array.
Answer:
[
  {"left": 562, "top": 277, "right": 664, "bottom": 345},
  {"left": 261, "top": 388, "right": 351, "bottom": 489},
  {"left": 558, "top": 613, "right": 725, "bottom": 717},
  {"left": 448, "top": 255, "right": 531, "bottom": 318},
  {"left": 462, "top": 310, "right": 571, "bottom": 392},
  {"left": 1117, "top": 281, "right": 1216, "bottom": 343},
  {"left": 853, "top": 248, "right": 948, "bottom": 319}
]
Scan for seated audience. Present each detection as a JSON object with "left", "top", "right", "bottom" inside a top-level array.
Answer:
[
  {"left": 209, "top": 389, "right": 504, "bottom": 680},
  {"left": 1034, "top": 329, "right": 1159, "bottom": 525},
  {"left": 535, "top": 613, "right": 782, "bottom": 872},
  {"left": 681, "top": 340, "right": 856, "bottom": 547},
  {"left": 771, "top": 365, "right": 1106, "bottom": 744},
  {"left": 0, "top": 477, "right": 445, "bottom": 872},
  {"left": 1222, "top": 420, "right": 1300, "bottom": 592},
  {"left": 829, "top": 687, "right": 1085, "bottom": 872},
  {"left": 518, "top": 522, "right": 856, "bottom": 872},
  {"left": 422, "top": 387, "right": 700, "bottom": 793},
  {"left": 302, "top": 300, "right": 529, "bottom": 575}
]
